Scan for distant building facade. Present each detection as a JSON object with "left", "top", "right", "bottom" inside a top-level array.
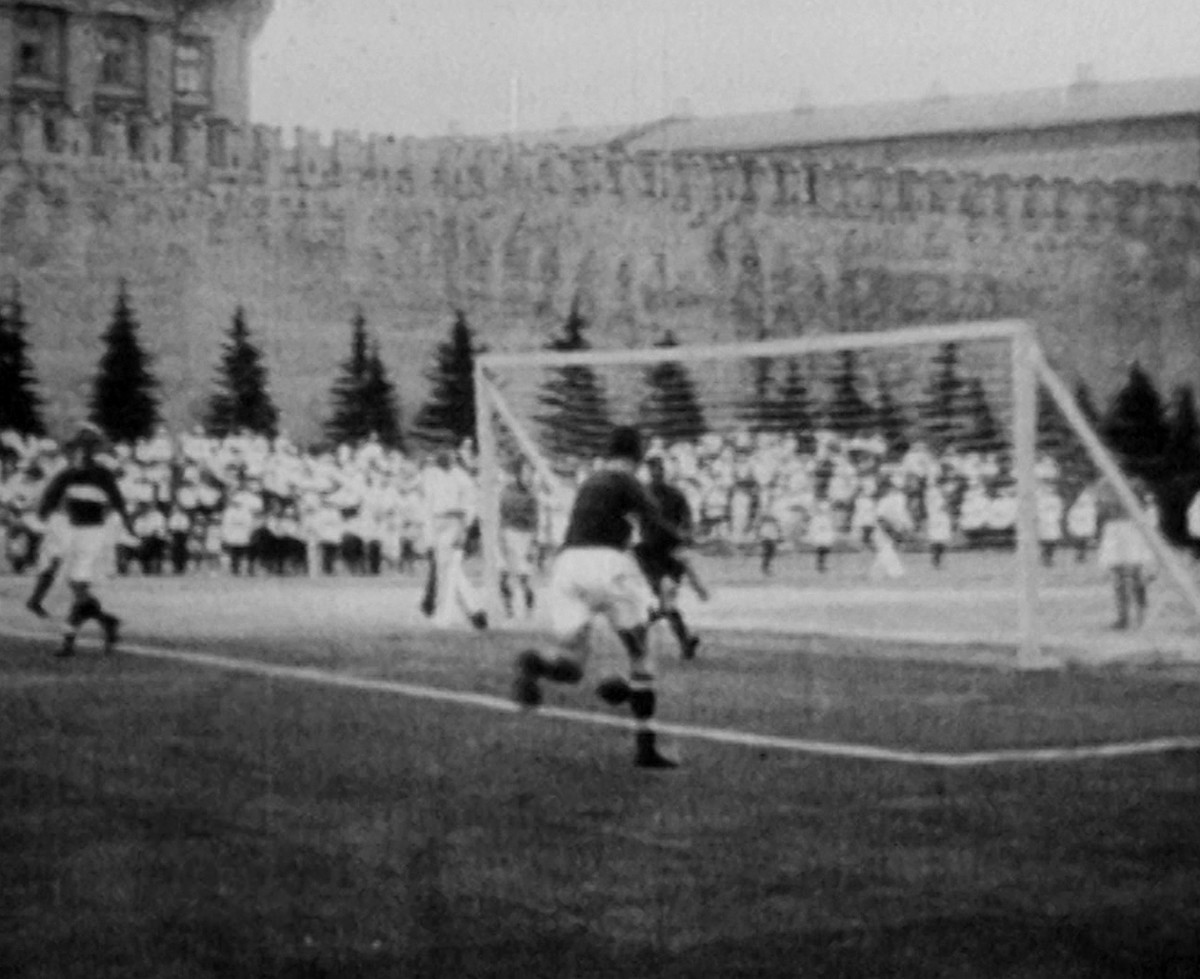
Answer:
[
  {"left": 587, "top": 74, "right": 1200, "bottom": 188},
  {"left": 0, "top": 0, "right": 272, "bottom": 144}
]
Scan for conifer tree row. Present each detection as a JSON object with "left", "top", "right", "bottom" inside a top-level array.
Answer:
[
  {"left": 0, "top": 282, "right": 46, "bottom": 436},
  {"left": 324, "top": 308, "right": 404, "bottom": 448},
  {"left": 90, "top": 281, "right": 160, "bottom": 443},
  {"left": 413, "top": 309, "right": 481, "bottom": 448},
  {"left": 640, "top": 331, "right": 706, "bottom": 443},
  {"left": 535, "top": 299, "right": 612, "bottom": 460},
  {"left": 204, "top": 306, "right": 279, "bottom": 438}
]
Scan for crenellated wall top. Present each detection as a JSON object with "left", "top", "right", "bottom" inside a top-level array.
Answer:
[{"left": 2, "top": 101, "right": 1198, "bottom": 238}]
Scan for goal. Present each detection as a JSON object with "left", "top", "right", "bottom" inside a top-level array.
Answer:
[{"left": 474, "top": 320, "right": 1200, "bottom": 665}]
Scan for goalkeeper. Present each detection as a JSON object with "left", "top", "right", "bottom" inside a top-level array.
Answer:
[{"left": 635, "top": 454, "right": 709, "bottom": 660}]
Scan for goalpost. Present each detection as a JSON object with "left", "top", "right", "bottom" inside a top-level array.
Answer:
[{"left": 474, "top": 319, "right": 1200, "bottom": 665}]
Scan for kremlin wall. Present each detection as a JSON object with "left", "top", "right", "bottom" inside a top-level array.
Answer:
[{"left": 2, "top": 103, "right": 1199, "bottom": 442}]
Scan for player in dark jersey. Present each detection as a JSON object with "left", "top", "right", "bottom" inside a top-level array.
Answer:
[
  {"left": 498, "top": 460, "right": 538, "bottom": 617},
  {"left": 635, "top": 455, "right": 709, "bottom": 660},
  {"left": 36, "top": 424, "right": 134, "bottom": 658},
  {"left": 512, "top": 425, "right": 683, "bottom": 768}
]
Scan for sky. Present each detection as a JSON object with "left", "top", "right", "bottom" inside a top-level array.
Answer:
[{"left": 250, "top": 0, "right": 1200, "bottom": 139}]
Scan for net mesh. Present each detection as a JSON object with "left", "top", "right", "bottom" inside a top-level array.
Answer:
[{"left": 477, "top": 324, "right": 1200, "bottom": 664}]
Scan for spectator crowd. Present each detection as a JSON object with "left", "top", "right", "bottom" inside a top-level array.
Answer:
[{"left": 1, "top": 423, "right": 1126, "bottom": 584}]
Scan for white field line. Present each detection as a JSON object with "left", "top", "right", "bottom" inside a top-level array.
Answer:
[{"left": 6, "top": 625, "right": 1200, "bottom": 769}]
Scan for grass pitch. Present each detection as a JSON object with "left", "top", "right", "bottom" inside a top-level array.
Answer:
[{"left": 3, "top": 572, "right": 1200, "bottom": 978}]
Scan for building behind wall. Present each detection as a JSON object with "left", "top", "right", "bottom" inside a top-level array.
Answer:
[
  {"left": 565, "top": 72, "right": 1200, "bottom": 188},
  {"left": 0, "top": 0, "right": 273, "bottom": 151}
]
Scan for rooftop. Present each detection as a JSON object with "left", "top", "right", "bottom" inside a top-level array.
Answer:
[{"left": 517, "top": 74, "right": 1200, "bottom": 155}]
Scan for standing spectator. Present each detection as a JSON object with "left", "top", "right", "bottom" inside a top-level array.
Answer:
[
  {"left": 1037, "top": 485, "right": 1065, "bottom": 568},
  {"left": 869, "top": 519, "right": 905, "bottom": 580},
  {"left": 134, "top": 504, "right": 167, "bottom": 575},
  {"left": 757, "top": 510, "right": 782, "bottom": 576},
  {"left": 220, "top": 497, "right": 256, "bottom": 576},
  {"left": 1066, "top": 487, "right": 1099, "bottom": 563},
  {"left": 1096, "top": 478, "right": 1157, "bottom": 630},
  {"left": 313, "top": 495, "right": 344, "bottom": 575},
  {"left": 926, "top": 499, "right": 953, "bottom": 569},
  {"left": 166, "top": 504, "right": 191, "bottom": 575},
  {"left": 806, "top": 500, "right": 837, "bottom": 573},
  {"left": 1186, "top": 486, "right": 1200, "bottom": 561}
]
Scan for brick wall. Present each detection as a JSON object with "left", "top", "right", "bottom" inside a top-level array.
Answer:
[{"left": 1, "top": 118, "right": 1197, "bottom": 443}]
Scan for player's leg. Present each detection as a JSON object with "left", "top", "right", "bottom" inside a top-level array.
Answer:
[
  {"left": 26, "top": 556, "right": 60, "bottom": 618},
  {"left": 57, "top": 527, "right": 119, "bottom": 656},
  {"left": 1131, "top": 567, "right": 1148, "bottom": 626},
  {"left": 513, "top": 549, "right": 596, "bottom": 706},
  {"left": 761, "top": 538, "right": 776, "bottom": 575},
  {"left": 658, "top": 574, "right": 699, "bottom": 660},
  {"left": 1111, "top": 567, "right": 1130, "bottom": 629},
  {"left": 597, "top": 555, "right": 677, "bottom": 768},
  {"left": 499, "top": 570, "right": 514, "bottom": 616},
  {"left": 519, "top": 574, "right": 535, "bottom": 613},
  {"left": 28, "top": 518, "right": 65, "bottom": 617}
]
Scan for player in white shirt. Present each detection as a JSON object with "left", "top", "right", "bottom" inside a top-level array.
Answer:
[{"left": 419, "top": 450, "right": 487, "bottom": 629}]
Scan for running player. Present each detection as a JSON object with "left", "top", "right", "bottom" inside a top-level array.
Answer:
[
  {"left": 635, "top": 454, "right": 708, "bottom": 660},
  {"left": 36, "top": 424, "right": 135, "bottom": 657},
  {"left": 512, "top": 425, "right": 683, "bottom": 769}
]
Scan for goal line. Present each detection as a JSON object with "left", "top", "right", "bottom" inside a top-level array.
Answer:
[{"left": 6, "top": 624, "right": 1199, "bottom": 768}]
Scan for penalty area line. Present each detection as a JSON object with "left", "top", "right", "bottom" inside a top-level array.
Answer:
[{"left": 6, "top": 625, "right": 1200, "bottom": 768}]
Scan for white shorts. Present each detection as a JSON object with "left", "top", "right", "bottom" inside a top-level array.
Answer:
[
  {"left": 36, "top": 513, "right": 69, "bottom": 572},
  {"left": 1097, "top": 520, "right": 1154, "bottom": 570},
  {"left": 548, "top": 547, "right": 655, "bottom": 652},
  {"left": 61, "top": 525, "right": 112, "bottom": 584},
  {"left": 500, "top": 528, "right": 534, "bottom": 576}
]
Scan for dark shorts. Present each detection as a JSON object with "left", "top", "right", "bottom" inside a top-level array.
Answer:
[{"left": 634, "top": 543, "right": 686, "bottom": 590}]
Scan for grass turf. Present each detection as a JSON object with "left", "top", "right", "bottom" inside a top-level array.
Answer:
[{"left": 3, "top": 575, "right": 1200, "bottom": 977}]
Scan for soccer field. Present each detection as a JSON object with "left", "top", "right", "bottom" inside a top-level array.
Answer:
[{"left": 3, "top": 568, "right": 1200, "bottom": 978}]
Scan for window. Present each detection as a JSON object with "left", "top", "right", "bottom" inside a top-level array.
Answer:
[
  {"left": 96, "top": 15, "right": 146, "bottom": 93},
  {"left": 14, "top": 5, "right": 66, "bottom": 85},
  {"left": 174, "top": 38, "right": 211, "bottom": 100}
]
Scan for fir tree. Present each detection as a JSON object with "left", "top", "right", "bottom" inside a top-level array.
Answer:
[
  {"left": 413, "top": 309, "right": 480, "bottom": 447},
  {"left": 361, "top": 339, "right": 404, "bottom": 449},
  {"left": 0, "top": 282, "right": 46, "bottom": 436},
  {"left": 640, "top": 330, "right": 706, "bottom": 443},
  {"left": 920, "top": 342, "right": 971, "bottom": 451},
  {"left": 771, "top": 357, "right": 814, "bottom": 447},
  {"left": 90, "top": 281, "right": 159, "bottom": 443},
  {"left": 1157, "top": 384, "right": 1200, "bottom": 544},
  {"left": 325, "top": 309, "right": 403, "bottom": 446},
  {"left": 873, "top": 371, "right": 910, "bottom": 455},
  {"left": 1102, "top": 363, "right": 1169, "bottom": 481},
  {"left": 1074, "top": 380, "right": 1101, "bottom": 431},
  {"left": 738, "top": 356, "right": 776, "bottom": 431},
  {"left": 204, "top": 306, "right": 279, "bottom": 438},
  {"left": 535, "top": 300, "right": 611, "bottom": 460},
  {"left": 1037, "top": 382, "right": 1095, "bottom": 495},
  {"left": 960, "top": 376, "right": 1003, "bottom": 453},
  {"left": 823, "top": 349, "right": 874, "bottom": 436}
]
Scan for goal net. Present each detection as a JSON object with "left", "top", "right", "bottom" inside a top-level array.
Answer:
[{"left": 474, "top": 320, "right": 1200, "bottom": 665}]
